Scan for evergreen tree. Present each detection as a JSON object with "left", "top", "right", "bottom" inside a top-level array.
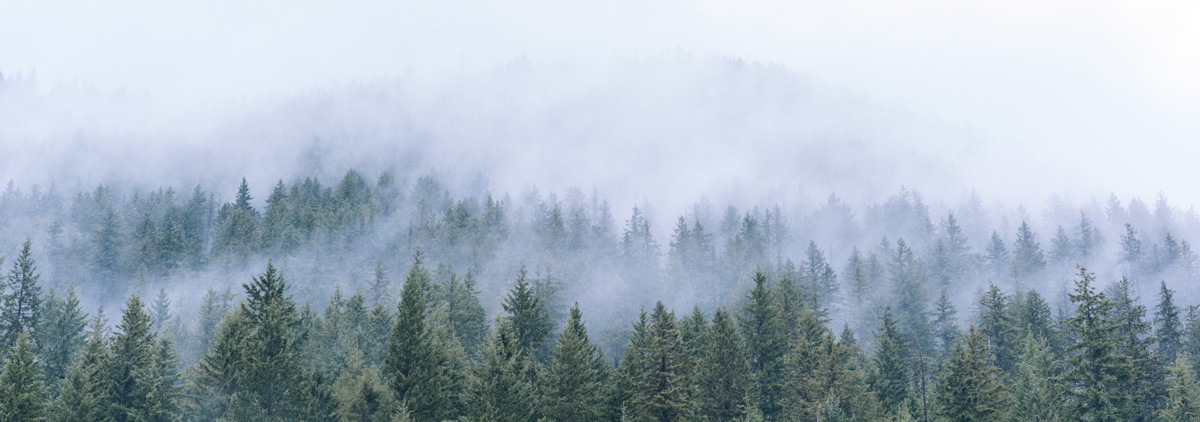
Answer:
[
  {"left": 50, "top": 313, "right": 110, "bottom": 422},
  {"left": 1051, "top": 226, "right": 1073, "bottom": 264},
  {"left": 439, "top": 269, "right": 486, "bottom": 357},
  {"left": 464, "top": 318, "right": 537, "bottom": 422},
  {"left": 932, "top": 289, "right": 959, "bottom": 360},
  {"left": 1164, "top": 357, "right": 1200, "bottom": 422},
  {"left": 888, "top": 239, "right": 931, "bottom": 357},
  {"left": 140, "top": 337, "right": 181, "bottom": 422},
  {"left": 108, "top": 295, "right": 157, "bottom": 422},
  {"left": 1010, "top": 331, "right": 1064, "bottom": 422},
  {"left": 1, "top": 241, "right": 41, "bottom": 353},
  {"left": 977, "top": 283, "right": 1018, "bottom": 373},
  {"left": 0, "top": 333, "right": 45, "bottom": 422},
  {"left": 935, "top": 326, "right": 1009, "bottom": 422},
  {"left": 545, "top": 304, "right": 606, "bottom": 422},
  {"left": 1010, "top": 221, "right": 1046, "bottom": 286},
  {"left": 502, "top": 266, "right": 553, "bottom": 362},
  {"left": 1075, "top": 212, "right": 1103, "bottom": 264},
  {"left": 802, "top": 241, "right": 838, "bottom": 310},
  {"left": 739, "top": 271, "right": 785, "bottom": 420},
  {"left": 1110, "top": 277, "right": 1168, "bottom": 421},
  {"left": 873, "top": 309, "right": 910, "bottom": 416},
  {"left": 609, "top": 310, "right": 649, "bottom": 421},
  {"left": 1158, "top": 281, "right": 1184, "bottom": 363},
  {"left": 38, "top": 286, "right": 86, "bottom": 384},
  {"left": 1062, "top": 266, "right": 1132, "bottom": 422},
  {"left": 366, "top": 259, "right": 391, "bottom": 308},
  {"left": 986, "top": 231, "right": 1010, "bottom": 278},
  {"left": 697, "top": 308, "right": 748, "bottom": 422},
  {"left": 1120, "top": 224, "right": 1144, "bottom": 275},
  {"left": 382, "top": 254, "right": 458, "bottom": 422},
  {"left": 632, "top": 302, "right": 694, "bottom": 422}
]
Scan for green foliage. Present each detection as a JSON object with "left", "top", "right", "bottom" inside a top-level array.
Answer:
[
  {"left": 464, "top": 318, "right": 538, "bottom": 422},
  {"left": 872, "top": 309, "right": 909, "bottom": 416},
  {"left": 382, "top": 254, "right": 459, "bottom": 422},
  {"left": 631, "top": 302, "right": 694, "bottom": 422},
  {"left": 739, "top": 271, "right": 785, "bottom": 420},
  {"left": 697, "top": 308, "right": 748, "bottom": 422},
  {"left": 1, "top": 241, "right": 41, "bottom": 354},
  {"left": 935, "top": 326, "right": 1009, "bottom": 422},
  {"left": 1062, "top": 266, "right": 1132, "bottom": 422},
  {"left": 1010, "top": 331, "right": 1064, "bottom": 422},
  {"left": 38, "top": 286, "right": 86, "bottom": 384},
  {"left": 0, "top": 333, "right": 46, "bottom": 422},
  {"left": 1164, "top": 357, "right": 1200, "bottom": 422},
  {"left": 502, "top": 266, "right": 553, "bottom": 362},
  {"left": 545, "top": 304, "right": 606, "bottom": 422}
]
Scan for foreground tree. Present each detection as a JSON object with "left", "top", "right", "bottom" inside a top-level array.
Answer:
[
  {"left": 935, "top": 326, "right": 1009, "bottom": 421},
  {"left": 0, "top": 333, "right": 45, "bottom": 422},
  {"left": 544, "top": 304, "right": 606, "bottom": 422}
]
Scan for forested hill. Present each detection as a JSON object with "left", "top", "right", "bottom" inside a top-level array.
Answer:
[{"left": 0, "top": 169, "right": 1199, "bottom": 421}]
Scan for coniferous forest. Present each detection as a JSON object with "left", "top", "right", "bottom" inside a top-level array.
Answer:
[{"left": 0, "top": 171, "right": 1199, "bottom": 422}]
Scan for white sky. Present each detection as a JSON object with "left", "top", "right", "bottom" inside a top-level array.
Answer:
[{"left": 2, "top": 0, "right": 1198, "bottom": 206}]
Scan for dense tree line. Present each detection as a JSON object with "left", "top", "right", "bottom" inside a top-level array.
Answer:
[
  {"left": 2, "top": 235, "right": 1200, "bottom": 421},
  {"left": 2, "top": 171, "right": 1200, "bottom": 420}
]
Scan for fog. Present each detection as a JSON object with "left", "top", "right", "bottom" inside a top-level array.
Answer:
[{"left": 2, "top": 0, "right": 1199, "bottom": 354}]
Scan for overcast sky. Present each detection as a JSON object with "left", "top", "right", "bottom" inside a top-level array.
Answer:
[{"left": 2, "top": 0, "right": 1198, "bottom": 208}]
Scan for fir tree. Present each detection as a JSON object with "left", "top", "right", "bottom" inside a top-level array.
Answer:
[
  {"left": 1, "top": 241, "right": 41, "bottom": 353},
  {"left": 545, "top": 304, "right": 606, "bottom": 422},
  {"left": 633, "top": 302, "right": 694, "bottom": 422},
  {"left": 140, "top": 337, "right": 181, "bottom": 422},
  {"left": 1010, "top": 221, "right": 1046, "bottom": 286},
  {"left": 108, "top": 295, "right": 157, "bottom": 422},
  {"left": 977, "top": 283, "right": 1018, "bottom": 373},
  {"left": 873, "top": 309, "right": 910, "bottom": 416},
  {"left": 697, "top": 308, "right": 748, "bottom": 422},
  {"left": 0, "top": 333, "right": 45, "bottom": 422},
  {"left": 38, "top": 286, "right": 86, "bottom": 384},
  {"left": 1158, "top": 281, "right": 1184, "bottom": 363},
  {"left": 740, "top": 271, "right": 785, "bottom": 420},
  {"left": 464, "top": 318, "right": 537, "bottom": 422},
  {"left": 986, "top": 231, "right": 1010, "bottom": 278},
  {"left": 935, "top": 326, "right": 1009, "bottom": 422},
  {"left": 382, "top": 254, "right": 458, "bottom": 422},
  {"left": 502, "top": 266, "right": 553, "bottom": 362},
  {"left": 1062, "top": 266, "right": 1132, "bottom": 422},
  {"left": 1010, "top": 331, "right": 1064, "bottom": 422},
  {"left": 932, "top": 289, "right": 959, "bottom": 360},
  {"left": 439, "top": 269, "right": 486, "bottom": 357},
  {"left": 1164, "top": 357, "right": 1200, "bottom": 422}
]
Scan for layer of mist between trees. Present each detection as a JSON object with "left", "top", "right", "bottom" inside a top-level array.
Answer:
[{"left": 0, "top": 167, "right": 1198, "bottom": 353}]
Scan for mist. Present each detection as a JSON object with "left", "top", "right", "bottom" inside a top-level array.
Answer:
[{"left": 0, "top": 2, "right": 1198, "bottom": 420}]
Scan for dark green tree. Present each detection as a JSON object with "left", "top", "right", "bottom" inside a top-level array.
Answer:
[
  {"left": 502, "top": 266, "right": 553, "bottom": 362},
  {"left": 108, "top": 295, "right": 157, "bottom": 422},
  {"left": 1164, "top": 357, "right": 1200, "bottom": 422},
  {"left": 1158, "top": 282, "right": 1184, "bottom": 363},
  {"left": 1010, "top": 331, "right": 1065, "bottom": 422},
  {"left": 464, "top": 318, "right": 537, "bottom": 422},
  {"left": 0, "top": 333, "right": 45, "bottom": 422},
  {"left": 872, "top": 309, "right": 910, "bottom": 416},
  {"left": 977, "top": 283, "right": 1018, "bottom": 373},
  {"left": 38, "top": 286, "right": 86, "bottom": 384},
  {"left": 545, "top": 304, "right": 606, "bottom": 422},
  {"left": 935, "top": 326, "right": 1009, "bottom": 422},
  {"left": 739, "top": 271, "right": 785, "bottom": 420},
  {"left": 632, "top": 302, "right": 694, "bottom": 422},
  {"left": 382, "top": 254, "right": 458, "bottom": 422},
  {"left": 1062, "top": 266, "right": 1132, "bottom": 422},
  {"left": 1, "top": 241, "right": 41, "bottom": 353},
  {"left": 697, "top": 308, "right": 748, "bottom": 422},
  {"left": 1010, "top": 221, "right": 1046, "bottom": 286}
]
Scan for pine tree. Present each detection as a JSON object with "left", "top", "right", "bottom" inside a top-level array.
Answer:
[
  {"left": 382, "top": 254, "right": 458, "bottom": 422},
  {"left": 697, "top": 308, "right": 748, "bottom": 422},
  {"left": 1062, "top": 266, "right": 1132, "bottom": 422},
  {"left": 38, "top": 286, "right": 86, "bottom": 384},
  {"left": 986, "top": 231, "right": 1010, "bottom": 278},
  {"left": 545, "top": 304, "right": 606, "bottom": 422},
  {"left": 935, "top": 326, "right": 1009, "bottom": 422},
  {"left": 1010, "top": 221, "right": 1046, "bottom": 286},
  {"left": 932, "top": 289, "right": 959, "bottom": 360},
  {"left": 502, "top": 266, "right": 553, "bottom": 362},
  {"left": 873, "top": 309, "right": 910, "bottom": 416},
  {"left": 740, "top": 271, "right": 785, "bottom": 420},
  {"left": 632, "top": 302, "right": 694, "bottom": 422},
  {"left": 977, "top": 283, "right": 1018, "bottom": 373},
  {"left": 0, "top": 333, "right": 45, "bottom": 422},
  {"left": 1010, "top": 331, "right": 1065, "bottom": 422},
  {"left": 1158, "top": 282, "right": 1184, "bottom": 363},
  {"left": 108, "top": 295, "right": 157, "bottom": 422},
  {"left": 140, "top": 337, "right": 181, "bottom": 422},
  {"left": 1, "top": 240, "right": 42, "bottom": 353},
  {"left": 50, "top": 313, "right": 110, "bottom": 422},
  {"left": 464, "top": 318, "right": 537, "bottom": 422},
  {"left": 1164, "top": 357, "right": 1200, "bottom": 422}
]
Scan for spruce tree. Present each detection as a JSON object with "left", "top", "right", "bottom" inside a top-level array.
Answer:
[
  {"left": 1164, "top": 357, "right": 1200, "bottom": 422},
  {"left": 872, "top": 309, "right": 910, "bottom": 416},
  {"left": 503, "top": 266, "right": 553, "bottom": 362},
  {"left": 1, "top": 241, "right": 41, "bottom": 353},
  {"left": 1110, "top": 277, "right": 1168, "bottom": 421},
  {"left": 697, "top": 308, "right": 748, "bottom": 422},
  {"left": 438, "top": 268, "right": 487, "bottom": 358},
  {"left": 50, "top": 313, "right": 110, "bottom": 422},
  {"left": 39, "top": 286, "right": 86, "bottom": 384},
  {"left": 464, "top": 318, "right": 537, "bottom": 422},
  {"left": 1158, "top": 282, "right": 1184, "bottom": 363},
  {"left": 108, "top": 295, "right": 156, "bottom": 422},
  {"left": 140, "top": 337, "right": 181, "bottom": 422},
  {"left": 934, "top": 326, "right": 1009, "bottom": 422},
  {"left": 931, "top": 289, "right": 959, "bottom": 360},
  {"left": 1010, "top": 221, "right": 1046, "bottom": 286},
  {"left": 977, "top": 283, "right": 1018, "bottom": 373},
  {"left": 633, "top": 302, "right": 694, "bottom": 422},
  {"left": 382, "top": 254, "right": 457, "bottom": 422},
  {"left": 545, "top": 304, "right": 606, "bottom": 422},
  {"left": 0, "top": 333, "right": 45, "bottom": 422},
  {"left": 1010, "top": 331, "right": 1064, "bottom": 422},
  {"left": 1062, "top": 266, "right": 1132, "bottom": 422},
  {"left": 740, "top": 271, "right": 785, "bottom": 420}
]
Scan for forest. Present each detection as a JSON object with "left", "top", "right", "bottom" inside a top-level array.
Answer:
[{"left": 0, "top": 169, "right": 1199, "bottom": 422}]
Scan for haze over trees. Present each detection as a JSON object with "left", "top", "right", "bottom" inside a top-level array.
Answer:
[{"left": 0, "top": 169, "right": 1197, "bottom": 421}]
